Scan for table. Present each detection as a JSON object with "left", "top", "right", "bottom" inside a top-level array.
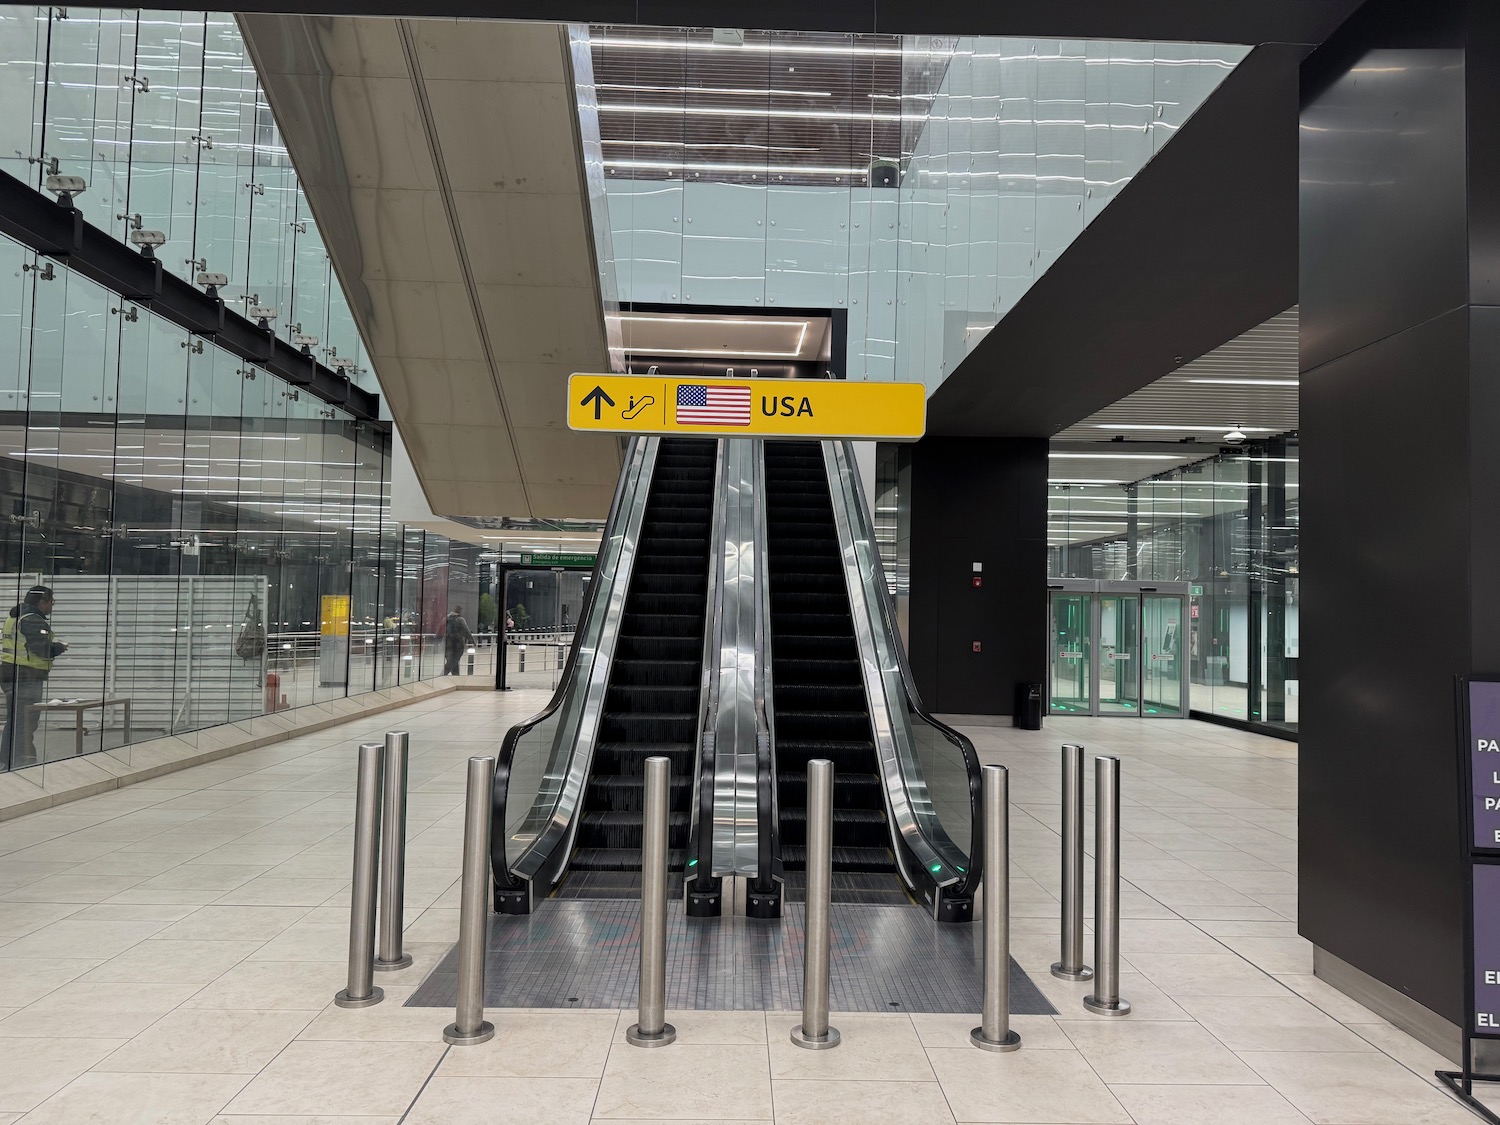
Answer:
[{"left": 30, "top": 697, "right": 133, "bottom": 757}]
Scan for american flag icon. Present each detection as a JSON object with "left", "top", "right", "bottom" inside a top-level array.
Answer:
[{"left": 675, "top": 384, "right": 751, "bottom": 427}]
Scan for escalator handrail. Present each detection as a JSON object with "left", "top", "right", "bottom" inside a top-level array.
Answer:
[
  {"left": 689, "top": 439, "right": 730, "bottom": 885},
  {"left": 826, "top": 440, "right": 984, "bottom": 904},
  {"left": 491, "top": 436, "right": 657, "bottom": 890},
  {"left": 753, "top": 438, "right": 781, "bottom": 893}
]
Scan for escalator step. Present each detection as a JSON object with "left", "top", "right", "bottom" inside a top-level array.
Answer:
[
  {"left": 587, "top": 774, "right": 692, "bottom": 810},
  {"left": 614, "top": 636, "right": 699, "bottom": 660},
  {"left": 571, "top": 847, "right": 690, "bottom": 872},
  {"left": 611, "top": 659, "right": 699, "bottom": 685},
  {"left": 775, "top": 659, "right": 863, "bottom": 684},
  {"left": 621, "top": 613, "right": 703, "bottom": 637},
  {"left": 780, "top": 844, "right": 896, "bottom": 873},
  {"left": 606, "top": 685, "right": 700, "bottom": 712}
]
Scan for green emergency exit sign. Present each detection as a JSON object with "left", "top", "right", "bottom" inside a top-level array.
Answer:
[
  {"left": 521, "top": 552, "right": 597, "bottom": 567},
  {"left": 1190, "top": 585, "right": 1203, "bottom": 597}
]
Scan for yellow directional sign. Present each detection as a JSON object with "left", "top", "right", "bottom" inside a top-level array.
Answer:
[{"left": 567, "top": 374, "right": 926, "bottom": 441}]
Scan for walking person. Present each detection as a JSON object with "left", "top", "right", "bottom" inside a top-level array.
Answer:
[
  {"left": 443, "top": 604, "right": 474, "bottom": 676},
  {"left": 1, "top": 585, "right": 68, "bottom": 770}
]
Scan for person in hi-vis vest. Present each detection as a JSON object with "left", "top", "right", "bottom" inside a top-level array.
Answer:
[{"left": 1, "top": 585, "right": 68, "bottom": 770}]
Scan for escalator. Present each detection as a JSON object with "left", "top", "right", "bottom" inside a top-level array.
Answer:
[
  {"left": 763, "top": 440, "right": 906, "bottom": 904},
  {"left": 495, "top": 431, "right": 979, "bottom": 924},
  {"left": 559, "top": 437, "right": 715, "bottom": 895}
]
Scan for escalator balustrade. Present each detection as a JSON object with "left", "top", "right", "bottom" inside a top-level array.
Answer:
[{"left": 561, "top": 437, "right": 715, "bottom": 895}]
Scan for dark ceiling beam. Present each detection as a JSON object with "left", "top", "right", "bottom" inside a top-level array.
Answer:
[
  {"left": 926, "top": 43, "right": 1304, "bottom": 439},
  {"left": 0, "top": 170, "right": 384, "bottom": 426},
  {"left": 126, "top": 0, "right": 1360, "bottom": 47}
]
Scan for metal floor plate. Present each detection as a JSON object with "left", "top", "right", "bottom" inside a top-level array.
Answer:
[{"left": 406, "top": 899, "right": 1056, "bottom": 1015}]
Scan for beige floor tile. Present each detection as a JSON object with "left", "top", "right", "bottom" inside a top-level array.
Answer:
[
  {"left": 773, "top": 1078, "right": 955, "bottom": 1124},
  {"left": 20, "top": 1071, "right": 249, "bottom": 1124},
  {"left": 0, "top": 915, "right": 162, "bottom": 959},
  {"left": 1127, "top": 952, "right": 1286, "bottom": 997},
  {"left": 1353, "top": 1019, "right": 1460, "bottom": 1072},
  {"left": 68, "top": 902, "right": 200, "bottom": 923},
  {"left": 910, "top": 1012, "right": 1073, "bottom": 1051},
  {"left": 766, "top": 1011, "right": 935, "bottom": 1081},
  {"left": 1059, "top": 1019, "right": 1262, "bottom": 1084},
  {"left": 79, "top": 938, "right": 263, "bottom": 986},
  {"left": 0, "top": 1036, "right": 124, "bottom": 1112},
  {"left": 1117, "top": 918, "right": 1233, "bottom": 956},
  {"left": 438, "top": 1009, "right": 620, "bottom": 1078},
  {"left": 156, "top": 904, "right": 310, "bottom": 942},
  {"left": 928, "top": 1046, "right": 1132, "bottom": 1123},
  {"left": 1274, "top": 975, "right": 1388, "bottom": 1024},
  {"left": 1240, "top": 1050, "right": 1477, "bottom": 1124},
  {"left": 1113, "top": 1083, "right": 1311, "bottom": 1124},
  {"left": 223, "top": 1040, "right": 445, "bottom": 1117},
  {"left": 246, "top": 921, "right": 349, "bottom": 961},
  {"left": 296, "top": 986, "right": 447, "bottom": 1041},
  {"left": 0, "top": 980, "right": 200, "bottom": 1038},
  {"left": 216, "top": 877, "right": 348, "bottom": 908},
  {"left": 0, "top": 872, "right": 146, "bottom": 902},
  {"left": 639, "top": 1008, "right": 768, "bottom": 1046},
  {"left": 404, "top": 1076, "right": 598, "bottom": 1124},
  {"left": 0, "top": 956, "right": 99, "bottom": 1006},
  {"left": 1177, "top": 994, "right": 1377, "bottom": 1053},
  {"left": 593, "top": 1043, "right": 773, "bottom": 1119},
  {"left": 209, "top": 1117, "right": 398, "bottom": 1124},
  {"left": 95, "top": 1008, "right": 314, "bottom": 1073},
  {"left": 183, "top": 959, "right": 344, "bottom": 1010}
]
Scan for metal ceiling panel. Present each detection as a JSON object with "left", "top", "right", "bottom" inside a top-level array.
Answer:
[{"left": 240, "top": 14, "right": 622, "bottom": 520}]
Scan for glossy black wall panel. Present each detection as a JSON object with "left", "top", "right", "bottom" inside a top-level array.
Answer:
[
  {"left": 907, "top": 438, "right": 1046, "bottom": 716},
  {"left": 1299, "top": 310, "right": 1469, "bottom": 1022},
  {"left": 1466, "top": 0, "right": 1500, "bottom": 305},
  {"left": 1469, "top": 306, "right": 1500, "bottom": 674},
  {"left": 1299, "top": 40, "right": 1468, "bottom": 372}
]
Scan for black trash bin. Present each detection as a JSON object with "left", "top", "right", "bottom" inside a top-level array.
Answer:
[{"left": 1014, "top": 682, "right": 1043, "bottom": 730}]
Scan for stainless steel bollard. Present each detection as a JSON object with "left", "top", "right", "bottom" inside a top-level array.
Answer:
[
  {"left": 627, "top": 756, "right": 676, "bottom": 1047},
  {"left": 335, "top": 742, "right": 385, "bottom": 1008},
  {"left": 972, "top": 764, "right": 1022, "bottom": 1051},
  {"left": 1052, "top": 743, "right": 1093, "bottom": 982},
  {"left": 1084, "top": 755, "right": 1130, "bottom": 1016},
  {"left": 791, "top": 758, "right": 840, "bottom": 1049},
  {"left": 375, "top": 731, "right": 413, "bottom": 971},
  {"left": 444, "top": 755, "right": 496, "bottom": 1044}
]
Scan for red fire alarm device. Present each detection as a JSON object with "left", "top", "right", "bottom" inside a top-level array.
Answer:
[
  {"left": 972, "top": 575, "right": 982, "bottom": 588},
  {"left": 972, "top": 641, "right": 982, "bottom": 653}
]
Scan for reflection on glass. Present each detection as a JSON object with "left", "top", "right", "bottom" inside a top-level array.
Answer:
[
  {"left": 1097, "top": 594, "right": 1140, "bottom": 714},
  {"left": 1049, "top": 592, "right": 1091, "bottom": 714}
]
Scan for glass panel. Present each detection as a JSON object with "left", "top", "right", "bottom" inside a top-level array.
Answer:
[
  {"left": 1097, "top": 593, "right": 1139, "bottom": 714},
  {"left": 504, "top": 568, "right": 563, "bottom": 690},
  {"left": 1048, "top": 591, "right": 1091, "bottom": 714},
  {"left": 1141, "top": 593, "right": 1184, "bottom": 717}
]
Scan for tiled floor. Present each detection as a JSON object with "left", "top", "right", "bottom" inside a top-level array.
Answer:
[{"left": 0, "top": 692, "right": 1486, "bottom": 1123}]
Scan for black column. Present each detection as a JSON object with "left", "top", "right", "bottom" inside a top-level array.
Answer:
[
  {"left": 906, "top": 437, "right": 1047, "bottom": 717},
  {"left": 1300, "top": 0, "right": 1500, "bottom": 1030}
]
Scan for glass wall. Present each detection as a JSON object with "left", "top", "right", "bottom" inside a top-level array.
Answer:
[
  {"left": 0, "top": 6, "right": 379, "bottom": 398},
  {"left": 1048, "top": 440, "right": 1299, "bottom": 735},
  {"left": 0, "top": 0, "right": 497, "bottom": 778},
  {"left": 593, "top": 28, "right": 1248, "bottom": 390}
]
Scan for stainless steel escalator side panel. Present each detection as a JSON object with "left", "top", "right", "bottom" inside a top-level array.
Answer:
[
  {"left": 508, "top": 436, "right": 662, "bottom": 887},
  {"left": 708, "top": 438, "right": 763, "bottom": 878},
  {"left": 753, "top": 440, "right": 782, "bottom": 889},
  {"left": 821, "top": 441, "right": 968, "bottom": 915},
  {"left": 689, "top": 439, "right": 730, "bottom": 878}
]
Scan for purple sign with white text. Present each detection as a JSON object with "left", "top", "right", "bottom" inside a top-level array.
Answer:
[
  {"left": 1475, "top": 864, "right": 1500, "bottom": 1036},
  {"left": 1471, "top": 681, "right": 1500, "bottom": 850}
]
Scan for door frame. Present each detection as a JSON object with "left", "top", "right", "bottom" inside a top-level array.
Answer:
[{"left": 1046, "top": 580, "right": 1190, "bottom": 719}]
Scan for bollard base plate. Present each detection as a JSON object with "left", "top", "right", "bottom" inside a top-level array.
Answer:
[
  {"left": 1051, "top": 962, "right": 1094, "bottom": 982},
  {"left": 334, "top": 987, "right": 384, "bottom": 1009},
  {"left": 970, "top": 1027, "right": 1022, "bottom": 1053},
  {"left": 626, "top": 1022, "right": 676, "bottom": 1048},
  {"left": 790, "top": 1024, "right": 841, "bottom": 1050},
  {"left": 1083, "top": 995, "right": 1131, "bottom": 1016},
  {"left": 374, "top": 954, "right": 414, "bottom": 972},
  {"left": 443, "top": 1020, "right": 495, "bottom": 1045}
]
